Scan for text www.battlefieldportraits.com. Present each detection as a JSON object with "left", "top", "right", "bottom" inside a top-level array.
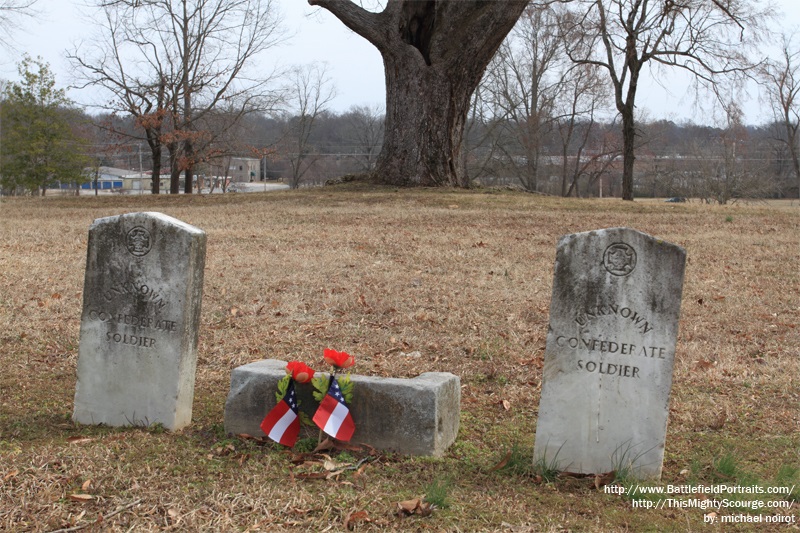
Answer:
[{"left": 605, "top": 484, "right": 797, "bottom": 525}]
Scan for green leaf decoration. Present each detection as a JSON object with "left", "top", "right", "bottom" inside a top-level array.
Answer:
[
  {"left": 275, "top": 374, "right": 290, "bottom": 404},
  {"left": 339, "top": 374, "right": 354, "bottom": 404},
  {"left": 312, "top": 374, "right": 330, "bottom": 402},
  {"left": 299, "top": 411, "right": 313, "bottom": 427}
]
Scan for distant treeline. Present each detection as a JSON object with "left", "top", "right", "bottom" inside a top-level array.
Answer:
[{"left": 82, "top": 107, "right": 797, "bottom": 201}]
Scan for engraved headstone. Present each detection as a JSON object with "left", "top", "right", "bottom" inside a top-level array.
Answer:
[
  {"left": 533, "top": 228, "right": 686, "bottom": 479},
  {"left": 73, "top": 212, "right": 206, "bottom": 430}
]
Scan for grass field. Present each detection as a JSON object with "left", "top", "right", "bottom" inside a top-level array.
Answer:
[{"left": 0, "top": 186, "right": 798, "bottom": 531}]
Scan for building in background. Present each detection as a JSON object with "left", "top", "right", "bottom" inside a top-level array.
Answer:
[{"left": 229, "top": 157, "right": 260, "bottom": 183}]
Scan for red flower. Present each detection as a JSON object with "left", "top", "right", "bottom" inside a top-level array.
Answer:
[
  {"left": 323, "top": 348, "right": 355, "bottom": 369},
  {"left": 286, "top": 361, "right": 315, "bottom": 383}
]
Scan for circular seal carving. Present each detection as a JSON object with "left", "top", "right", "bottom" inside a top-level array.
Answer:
[
  {"left": 126, "top": 226, "right": 152, "bottom": 257},
  {"left": 603, "top": 242, "right": 637, "bottom": 276}
]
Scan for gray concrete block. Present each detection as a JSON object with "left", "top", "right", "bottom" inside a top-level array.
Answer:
[{"left": 224, "top": 360, "right": 460, "bottom": 456}]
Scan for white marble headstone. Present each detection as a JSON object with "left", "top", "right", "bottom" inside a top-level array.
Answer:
[
  {"left": 534, "top": 228, "right": 686, "bottom": 479},
  {"left": 73, "top": 212, "right": 206, "bottom": 430}
]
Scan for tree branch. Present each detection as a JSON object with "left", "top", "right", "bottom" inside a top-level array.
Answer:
[{"left": 307, "top": 0, "right": 385, "bottom": 48}]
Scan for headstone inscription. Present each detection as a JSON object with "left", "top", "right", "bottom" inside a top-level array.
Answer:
[
  {"left": 533, "top": 228, "right": 686, "bottom": 479},
  {"left": 73, "top": 212, "right": 207, "bottom": 431}
]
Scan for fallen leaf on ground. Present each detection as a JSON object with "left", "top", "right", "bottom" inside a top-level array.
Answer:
[
  {"left": 69, "top": 493, "right": 94, "bottom": 502},
  {"left": 323, "top": 459, "right": 351, "bottom": 472},
  {"left": 236, "top": 433, "right": 264, "bottom": 442},
  {"left": 314, "top": 438, "right": 336, "bottom": 452},
  {"left": 314, "top": 438, "right": 369, "bottom": 453},
  {"left": 345, "top": 510, "right": 370, "bottom": 530},
  {"left": 294, "top": 472, "right": 328, "bottom": 480},
  {"left": 594, "top": 471, "right": 616, "bottom": 489},
  {"left": 695, "top": 360, "right": 715, "bottom": 370},
  {"left": 489, "top": 451, "right": 512, "bottom": 472},
  {"left": 396, "top": 498, "right": 433, "bottom": 518},
  {"left": 558, "top": 471, "right": 590, "bottom": 479},
  {"left": 397, "top": 498, "right": 421, "bottom": 515},
  {"left": 326, "top": 468, "right": 349, "bottom": 480},
  {"left": 67, "top": 437, "right": 94, "bottom": 445},
  {"left": 354, "top": 462, "right": 369, "bottom": 478},
  {"left": 708, "top": 410, "right": 727, "bottom": 430}
]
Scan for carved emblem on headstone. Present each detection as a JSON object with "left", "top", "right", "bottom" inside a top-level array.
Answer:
[
  {"left": 126, "top": 226, "right": 152, "bottom": 257},
  {"left": 603, "top": 242, "right": 636, "bottom": 276}
]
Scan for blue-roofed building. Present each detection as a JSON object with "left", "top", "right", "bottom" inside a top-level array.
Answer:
[{"left": 53, "top": 167, "right": 151, "bottom": 193}]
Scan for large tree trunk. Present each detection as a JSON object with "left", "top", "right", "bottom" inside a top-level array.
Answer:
[
  {"left": 168, "top": 141, "right": 181, "bottom": 194},
  {"left": 151, "top": 151, "right": 161, "bottom": 195},
  {"left": 379, "top": 51, "right": 470, "bottom": 186},
  {"left": 146, "top": 131, "right": 162, "bottom": 195},
  {"left": 183, "top": 141, "right": 194, "bottom": 195},
  {"left": 311, "top": 0, "right": 528, "bottom": 187},
  {"left": 617, "top": 58, "right": 642, "bottom": 202},
  {"left": 620, "top": 103, "right": 636, "bottom": 201}
]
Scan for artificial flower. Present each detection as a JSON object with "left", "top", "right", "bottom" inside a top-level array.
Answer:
[
  {"left": 322, "top": 348, "right": 355, "bottom": 369},
  {"left": 286, "top": 361, "right": 315, "bottom": 383}
]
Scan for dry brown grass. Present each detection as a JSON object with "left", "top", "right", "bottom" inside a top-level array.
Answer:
[{"left": 0, "top": 186, "right": 798, "bottom": 532}]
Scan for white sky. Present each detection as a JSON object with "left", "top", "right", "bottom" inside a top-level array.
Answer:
[{"left": 0, "top": 0, "right": 798, "bottom": 125}]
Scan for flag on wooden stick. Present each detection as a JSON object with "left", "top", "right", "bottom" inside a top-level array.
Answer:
[
  {"left": 260, "top": 380, "right": 300, "bottom": 447},
  {"left": 313, "top": 375, "right": 355, "bottom": 441}
]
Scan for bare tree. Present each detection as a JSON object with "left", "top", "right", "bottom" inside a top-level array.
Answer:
[
  {"left": 479, "top": 3, "right": 563, "bottom": 192},
  {"left": 342, "top": 104, "right": 384, "bottom": 172},
  {"left": 170, "top": 0, "right": 285, "bottom": 193},
  {"left": 471, "top": 2, "right": 617, "bottom": 195},
  {"left": 557, "top": 108, "right": 621, "bottom": 197},
  {"left": 564, "top": 0, "right": 771, "bottom": 200},
  {"left": 69, "top": 6, "right": 172, "bottom": 193},
  {"left": 761, "top": 32, "right": 800, "bottom": 198},
  {"left": 308, "top": 0, "right": 528, "bottom": 187},
  {"left": 0, "top": 0, "right": 38, "bottom": 51},
  {"left": 283, "top": 64, "right": 335, "bottom": 189},
  {"left": 462, "top": 84, "right": 498, "bottom": 184},
  {"left": 71, "top": 0, "right": 285, "bottom": 194},
  {"left": 687, "top": 102, "right": 774, "bottom": 203},
  {"left": 194, "top": 107, "right": 255, "bottom": 193}
]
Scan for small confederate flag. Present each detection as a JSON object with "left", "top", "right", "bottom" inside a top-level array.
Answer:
[
  {"left": 313, "top": 376, "right": 355, "bottom": 441},
  {"left": 260, "top": 380, "right": 300, "bottom": 447}
]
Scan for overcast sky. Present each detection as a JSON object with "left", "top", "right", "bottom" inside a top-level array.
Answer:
[{"left": 0, "top": 0, "right": 798, "bottom": 125}]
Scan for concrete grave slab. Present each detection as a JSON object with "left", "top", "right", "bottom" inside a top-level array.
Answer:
[
  {"left": 224, "top": 359, "right": 460, "bottom": 456},
  {"left": 73, "top": 212, "right": 206, "bottom": 431},
  {"left": 533, "top": 228, "right": 686, "bottom": 479}
]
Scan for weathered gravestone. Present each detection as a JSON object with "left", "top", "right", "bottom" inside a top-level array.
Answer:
[
  {"left": 533, "top": 228, "right": 686, "bottom": 479},
  {"left": 73, "top": 212, "right": 206, "bottom": 431}
]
